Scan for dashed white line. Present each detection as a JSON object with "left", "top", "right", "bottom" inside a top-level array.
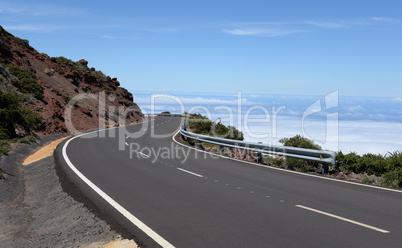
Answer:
[
  {"left": 139, "top": 152, "right": 150, "bottom": 158},
  {"left": 295, "top": 205, "right": 390, "bottom": 234},
  {"left": 177, "top": 168, "right": 204, "bottom": 178}
]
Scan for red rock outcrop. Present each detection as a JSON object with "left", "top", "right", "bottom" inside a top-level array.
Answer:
[{"left": 0, "top": 26, "right": 143, "bottom": 135}]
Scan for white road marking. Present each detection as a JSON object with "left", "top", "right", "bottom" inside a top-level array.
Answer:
[
  {"left": 295, "top": 205, "right": 390, "bottom": 234},
  {"left": 139, "top": 152, "right": 150, "bottom": 158},
  {"left": 177, "top": 168, "right": 204, "bottom": 178},
  {"left": 172, "top": 130, "right": 402, "bottom": 194},
  {"left": 62, "top": 123, "right": 175, "bottom": 248}
]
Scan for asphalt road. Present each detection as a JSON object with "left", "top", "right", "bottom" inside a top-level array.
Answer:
[{"left": 61, "top": 116, "right": 402, "bottom": 248}]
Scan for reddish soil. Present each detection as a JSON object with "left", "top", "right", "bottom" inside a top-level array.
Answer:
[{"left": 0, "top": 27, "right": 143, "bottom": 136}]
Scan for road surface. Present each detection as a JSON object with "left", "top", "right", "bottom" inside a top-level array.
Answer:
[{"left": 58, "top": 116, "right": 402, "bottom": 248}]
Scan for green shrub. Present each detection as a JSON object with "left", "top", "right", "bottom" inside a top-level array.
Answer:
[
  {"left": 385, "top": 151, "right": 402, "bottom": 171},
  {"left": 55, "top": 56, "right": 76, "bottom": 66},
  {"left": 0, "top": 139, "right": 10, "bottom": 155},
  {"left": 359, "top": 153, "right": 387, "bottom": 176},
  {"left": 0, "top": 25, "right": 12, "bottom": 37},
  {"left": 8, "top": 66, "right": 36, "bottom": 81},
  {"left": 7, "top": 66, "right": 43, "bottom": 99},
  {"left": 16, "top": 135, "right": 37, "bottom": 143},
  {"left": 0, "top": 171, "right": 4, "bottom": 179},
  {"left": 187, "top": 113, "right": 244, "bottom": 141},
  {"left": 54, "top": 56, "right": 87, "bottom": 71},
  {"left": 13, "top": 37, "right": 33, "bottom": 50},
  {"left": 0, "top": 90, "right": 43, "bottom": 138},
  {"left": 336, "top": 150, "right": 402, "bottom": 188},
  {"left": 19, "top": 78, "right": 43, "bottom": 98},
  {"left": 279, "top": 135, "right": 322, "bottom": 150},
  {"left": 380, "top": 168, "right": 402, "bottom": 188},
  {"left": 279, "top": 135, "right": 322, "bottom": 172},
  {"left": 362, "top": 176, "right": 375, "bottom": 184},
  {"left": 91, "top": 70, "right": 107, "bottom": 81},
  {"left": 337, "top": 152, "right": 360, "bottom": 173}
]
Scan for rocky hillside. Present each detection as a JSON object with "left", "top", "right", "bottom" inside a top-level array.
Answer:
[{"left": 0, "top": 25, "right": 143, "bottom": 137}]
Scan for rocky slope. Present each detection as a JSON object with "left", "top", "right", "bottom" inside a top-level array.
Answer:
[{"left": 0, "top": 25, "right": 143, "bottom": 136}]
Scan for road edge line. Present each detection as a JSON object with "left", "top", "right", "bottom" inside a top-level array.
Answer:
[{"left": 62, "top": 124, "right": 175, "bottom": 248}]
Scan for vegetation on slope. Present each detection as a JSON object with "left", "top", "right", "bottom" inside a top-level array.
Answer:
[
  {"left": 6, "top": 66, "right": 43, "bottom": 99},
  {"left": 265, "top": 135, "right": 402, "bottom": 188},
  {"left": 187, "top": 113, "right": 244, "bottom": 140},
  {"left": 0, "top": 64, "right": 43, "bottom": 156},
  {"left": 336, "top": 151, "right": 402, "bottom": 188}
]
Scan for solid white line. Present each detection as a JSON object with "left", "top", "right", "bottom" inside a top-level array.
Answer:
[
  {"left": 172, "top": 130, "right": 402, "bottom": 193},
  {"left": 177, "top": 168, "right": 204, "bottom": 178},
  {"left": 62, "top": 124, "right": 175, "bottom": 248},
  {"left": 295, "top": 205, "right": 390, "bottom": 234}
]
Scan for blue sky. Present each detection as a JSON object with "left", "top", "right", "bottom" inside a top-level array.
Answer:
[{"left": 1, "top": 0, "right": 402, "bottom": 97}]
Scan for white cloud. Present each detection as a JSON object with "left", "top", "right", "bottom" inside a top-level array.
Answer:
[
  {"left": 3, "top": 24, "right": 63, "bottom": 33},
  {"left": 141, "top": 28, "right": 178, "bottom": 33},
  {"left": 305, "top": 20, "right": 349, "bottom": 29},
  {"left": 136, "top": 95, "right": 254, "bottom": 106},
  {"left": 222, "top": 28, "right": 304, "bottom": 37},
  {"left": 348, "top": 105, "right": 365, "bottom": 112},
  {"left": 370, "top": 17, "right": 402, "bottom": 23},
  {"left": 0, "top": 2, "right": 86, "bottom": 16},
  {"left": 305, "top": 17, "right": 402, "bottom": 30},
  {"left": 100, "top": 35, "right": 141, "bottom": 40},
  {"left": 393, "top": 97, "right": 402, "bottom": 102},
  {"left": 4, "top": 24, "right": 118, "bottom": 33}
]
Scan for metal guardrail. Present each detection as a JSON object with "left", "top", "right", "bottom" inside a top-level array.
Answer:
[
  {"left": 145, "top": 113, "right": 187, "bottom": 117},
  {"left": 179, "top": 123, "right": 336, "bottom": 165}
]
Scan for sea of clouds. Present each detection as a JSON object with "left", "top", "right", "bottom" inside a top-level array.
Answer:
[{"left": 132, "top": 90, "right": 402, "bottom": 155}]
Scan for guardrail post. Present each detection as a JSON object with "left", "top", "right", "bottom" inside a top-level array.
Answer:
[
  {"left": 197, "top": 141, "right": 205, "bottom": 151},
  {"left": 220, "top": 145, "right": 224, "bottom": 154},
  {"left": 256, "top": 151, "right": 262, "bottom": 163},
  {"left": 321, "top": 163, "right": 329, "bottom": 175}
]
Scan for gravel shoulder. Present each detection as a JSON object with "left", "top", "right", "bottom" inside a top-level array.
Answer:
[{"left": 0, "top": 135, "right": 137, "bottom": 248}]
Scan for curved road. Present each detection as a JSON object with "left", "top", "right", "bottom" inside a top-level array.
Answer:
[{"left": 58, "top": 116, "right": 402, "bottom": 248}]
